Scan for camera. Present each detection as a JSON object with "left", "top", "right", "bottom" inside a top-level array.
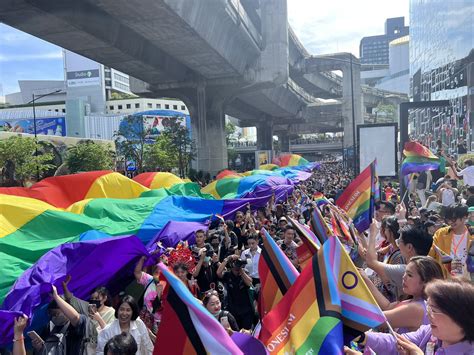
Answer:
[
  {"left": 280, "top": 243, "right": 287, "bottom": 251},
  {"left": 232, "top": 259, "right": 247, "bottom": 268},
  {"left": 204, "top": 243, "right": 214, "bottom": 257}
]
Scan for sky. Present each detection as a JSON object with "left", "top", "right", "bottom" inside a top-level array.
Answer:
[{"left": 0, "top": 0, "right": 409, "bottom": 96}]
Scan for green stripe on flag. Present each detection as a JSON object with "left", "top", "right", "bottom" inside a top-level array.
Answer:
[{"left": 296, "top": 316, "right": 341, "bottom": 354}]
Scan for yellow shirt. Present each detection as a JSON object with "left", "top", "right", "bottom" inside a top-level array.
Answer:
[{"left": 429, "top": 226, "right": 474, "bottom": 278}]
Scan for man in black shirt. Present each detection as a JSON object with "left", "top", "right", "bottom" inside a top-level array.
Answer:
[{"left": 217, "top": 255, "right": 254, "bottom": 330}]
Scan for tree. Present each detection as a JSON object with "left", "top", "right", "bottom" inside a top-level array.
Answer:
[
  {"left": 114, "top": 115, "right": 148, "bottom": 173},
  {"left": 226, "top": 121, "right": 239, "bottom": 168},
  {"left": 374, "top": 103, "right": 397, "bottom": 123},
  {"left": 65, "top": 140, "right": 114, "bottom": 173},
  {"left": 0, "top": 136, "right": 55, "bottom": 186},
  {"left": 162, "top": 120, "right": 195, "bottom": 178},
  {"left": 144, "top": 134, "right": 178, "bottom": 171}
]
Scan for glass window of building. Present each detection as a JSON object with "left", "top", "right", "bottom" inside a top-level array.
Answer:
[
  {"left": 118, "top": 105, "right": 123, "bottom": 110},
  {"left": 135, "top": 103, "right": 140, "bottom": 108},
  {"left": 173, "top": 105, "right": 178, "bottom": 110},
  {"left": 156, "top": 103, "right": 161, "bottom": 108},
  {"left": 181, "top": 105, "right": 186, "bottom": 110},
  {"left": 165, "top": 104, "right": 170, "bottom": 109},
  {"left": 126, "top": 104, "right": 131, "bottom": 109},
  {"left": 147, "top": 103, "right": 152, "bottom": 108},
  {"left": 109, "top": 105, "right": 114, "bottom": 110}
]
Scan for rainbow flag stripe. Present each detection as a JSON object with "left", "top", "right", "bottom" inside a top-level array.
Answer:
[
  {"left": 401, "top": 141, "right": 440, "bottom": 176},
  {"left": 155, "top": 263, "right": 243, "bottom": 354},
  {"left": 259, "top": 237, "right": 386, "bottom": 354},
  {"left": 259, "top": 243, "right": 344, "bottom": 354},
  {"left": 336, "top": 163, "right": 375, "bottom": 233},
  {"left": 272, "top": 153, "right": 309, "bottom": 167},
  {"left": 310, "top": 207, "right": 332, "bottom": 243},
  {"left": 323, "top": 238, "right": 386, "bottom": 341},
  {"left": 258, "top": 229, "right": 299, "bottom": 317}
]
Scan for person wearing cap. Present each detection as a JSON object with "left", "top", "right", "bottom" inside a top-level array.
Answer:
[{"left": 277, "top": 216, "right": 288, "bottom": 232}]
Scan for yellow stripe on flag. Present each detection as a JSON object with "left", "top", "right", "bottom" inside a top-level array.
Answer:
[
  {"left": 85, "top": 172, "right": 149, "bottom": 199},
  {"left": 0, "top": 195, "right": 61, "bottom": 238}
]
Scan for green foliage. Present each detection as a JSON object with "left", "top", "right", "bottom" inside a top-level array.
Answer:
[
  {"left": 144, "top": 134, "right": 178, "bottom": 171},
  {"left": 458, "top": 153, "right": 474, "bottom": 167},
  {"left": 225, "top": 121, "right": 236, "bottom": 145},
  {"left": 375, "top": 103, "right": 397, "bottom": 122},
  {"left": 115, "top": 115, "right": 195, "bottom": 176},
  {"left": 0, "top": 136, "right": 55, "bottom": 185},
  {"left": 65, "top": 140, "right": 114, "bottom": 173},
  {"left": 109, "top": 92, "right": 138, "bottom": 100},
  {"left": 114, "top": 115, "right": 148, "bottom": 173},
  {"left": 161, "top": 120, "right": 196, "bottom": 178}
]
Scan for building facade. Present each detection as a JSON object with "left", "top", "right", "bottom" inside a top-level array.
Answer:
[
  {"left": 359, "top": 17, "right": 409, "bottom": 65},
  {"left": 409, "top": 0, "right": 474, "bottom": 153}
]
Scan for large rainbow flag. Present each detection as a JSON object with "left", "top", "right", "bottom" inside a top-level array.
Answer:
[
  {"left": 0, "top": 170, "right": 307, "bottom": 304},
  {"left": 272, "top": 153, "right": 309, "bottom": 167},
  {"left": 0, "top": 236, "right": 146, "bottom": 346},
  {"left": 336, "top": 162, "right": 376, "bottom": 233},
  {"left": 0, "top": 163, "right": 319, "bottom": 345},
  {"left": 401, "top": 141, "right": 440, "bottom": 176}
]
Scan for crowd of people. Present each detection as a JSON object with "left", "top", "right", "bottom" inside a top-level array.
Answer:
[{"left": 5, "top": 161, "right": 474, "bottom": 354}]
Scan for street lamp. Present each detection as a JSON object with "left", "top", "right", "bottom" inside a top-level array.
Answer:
[{"left": 26, "top": 89, "right": 63, "bottom": 181}]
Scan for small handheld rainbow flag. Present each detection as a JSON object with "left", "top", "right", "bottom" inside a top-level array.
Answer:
[
  {"left": 336, "top": 162, "right": 376, "bottom": 233},
  {"left": 313, "top": 191, "right": 330, "bottom": 207},
  {"left": 401, "top": 141, "right": 440, "bottom": 176}
]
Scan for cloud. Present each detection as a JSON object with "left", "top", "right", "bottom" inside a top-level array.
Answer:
[
  {"left": 288, "top": 0, "right": 409, "bottom": 56},
  {"left": 0, "top": 50, "right": 63, "bottom": 62}
]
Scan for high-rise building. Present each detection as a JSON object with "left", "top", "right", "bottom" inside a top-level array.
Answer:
[
  {"left": 409, "top": 0, "right": 474, "bottom": 152},
  {"left": 359, "top": 17, "right": 409, "bottom": 65}
]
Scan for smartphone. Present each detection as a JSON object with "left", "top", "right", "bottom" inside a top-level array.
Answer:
[
  {"left": 27, "top": 331, "right": 44, "bottom": 344},
  {"left": 220, "top": 316, "right": 230, "bottom": 329},
  {"left": 88, "top": 303, "right": 98, "bottom": 314}
]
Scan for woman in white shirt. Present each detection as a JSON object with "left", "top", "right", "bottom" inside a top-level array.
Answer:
[{"left": 97, "top": 295, "right": 153, "bottom": 355}]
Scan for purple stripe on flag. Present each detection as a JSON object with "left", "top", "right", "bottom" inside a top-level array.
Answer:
[{"left": 341, "top": 300, "right": 387, "bottom": 324}]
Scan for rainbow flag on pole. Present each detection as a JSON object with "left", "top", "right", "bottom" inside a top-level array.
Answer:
[
  {"left": 258, "top": 237, "right": 387, "bottom": 354},
  {"left": 258, "top": 229, "right": 299, "bottom": 317},
  {"left": 258, "top": 247, "right": 344, "bottom": 354},
  {"left": 401, "top": 141, "right": 440, "bottom": 176},
  {"left": 155, "top": 263, "right": 244, "bottom": 354},
  {"left": 336, "top": 162, "right": 376, "bottom": 233}
]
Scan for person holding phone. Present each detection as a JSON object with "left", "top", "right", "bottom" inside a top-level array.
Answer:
[
  {"left": 62, "top": 276, "right": 116, "bottom": 354},
  {"left": 32, "top": 285, "right": 87, "bottom": 355}
]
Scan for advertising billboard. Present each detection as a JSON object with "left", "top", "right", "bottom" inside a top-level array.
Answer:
[
  {"left": 358, "top": 123, "right": 398, "bottom": 177},
  {"left": 118, "top": 110, "right": 190, "bottom": 142},
  {"left": 255, "top": 150, "right": 272, "bottom": 168},
  {"left": 0, "top": 117, "right": 66, "bottom": 136},
  {"left": 65, "top": 50, "right": 101, "bottom": 88}
]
